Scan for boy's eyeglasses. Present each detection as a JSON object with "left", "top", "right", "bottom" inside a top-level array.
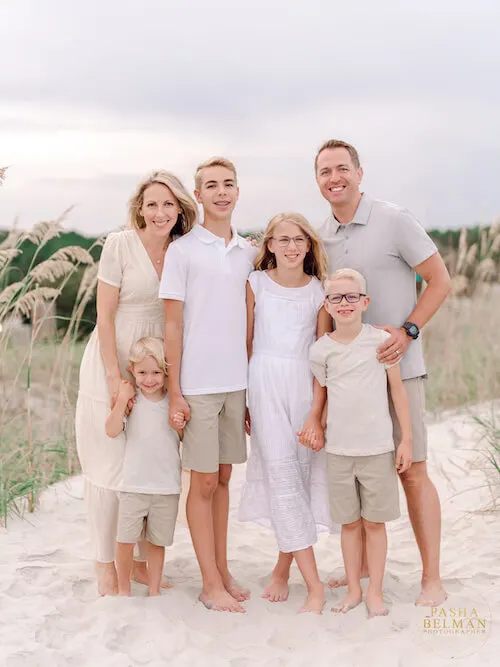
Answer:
[
  {"left": 326, "top": 292, "right": 366, "bottom": 304},
  {"left": 272, "top": 235, "right": 308, "bottom": 248}
]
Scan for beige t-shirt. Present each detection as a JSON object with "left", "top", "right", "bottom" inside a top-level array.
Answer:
[
  {"left": 309, "top": 324, "right": 396, "bottom": 456},
  {"left": 119, "top": 392, "right": 181, "bottom": 494}
]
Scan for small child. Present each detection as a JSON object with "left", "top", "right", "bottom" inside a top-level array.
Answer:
[
  {"left": 307, "top": 268, "right": 412, "bottom": 617},
  {"left": 105, "top": 336, "right": 185, "bottom": 596}
]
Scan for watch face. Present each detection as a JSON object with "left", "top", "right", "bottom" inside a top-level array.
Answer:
[{"left": 409, "top": 325, "right": 418, "bottom": 336}]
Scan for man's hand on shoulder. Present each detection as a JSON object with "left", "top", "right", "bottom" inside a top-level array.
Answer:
[{"left": 375, "top": 325, "right": 411, "bottom": 365}]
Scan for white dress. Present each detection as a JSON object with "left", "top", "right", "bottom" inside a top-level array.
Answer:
[
  {"left": 75, "top": 229, "right": 165, "bottom": 491},
  {"left": 238, "top": 271, "right": 332, "bottom": 553}
]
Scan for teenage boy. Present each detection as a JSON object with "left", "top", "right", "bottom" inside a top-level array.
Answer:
[
  {"left": 314, "top": 139, "right": 451, "bottom": 606},
  {"left": 160, "top": 157, "right": 256, "bottom": 613},
  {"left": 308, "top": 268, "right": 412, "bottom": 617}
]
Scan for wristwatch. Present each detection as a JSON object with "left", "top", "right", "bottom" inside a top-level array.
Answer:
[{"left": 402, "top": 321, "right": 420, "bottom": 340}]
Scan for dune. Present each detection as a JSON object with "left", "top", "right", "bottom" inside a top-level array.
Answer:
[{"left": 1, "top": 406, "right": 499, "bottom": 667}]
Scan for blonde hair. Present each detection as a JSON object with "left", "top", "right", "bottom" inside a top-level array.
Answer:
[
  {"left": 129, "top": 170, "right": 198, "bottom": 235},
  {"left": 128, "top": 337, "right": 167, "bottom": 375},
  {"left": 325, "top": 268, "right": 367, "bottom": 294},
  {"left": 254, "top": 212, "right": 329, "bottom": 281},
  {"left": 314, "top": 139, "right": 361, "bottom": 172},
  {"left": 194, "top": 156, "right": 237, "bottom": 190}
]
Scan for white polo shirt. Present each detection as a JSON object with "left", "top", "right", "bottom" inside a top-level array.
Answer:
[{"left": 159, "top": 224, "right": 257, "bottom": 395}]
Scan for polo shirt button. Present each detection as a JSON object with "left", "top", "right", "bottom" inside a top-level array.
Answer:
[{"left": 345, "top": 249, "right": 348, "bottom": 254}]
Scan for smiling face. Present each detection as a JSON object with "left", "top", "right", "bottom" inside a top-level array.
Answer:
[
  {"left": 325, "top": 277, "right": 370, "bottom": 325},
  {"left": 140, "top": 182, "right": 181, "bottom": 239},
  {"left": 267, "top": 220, "right": 311, "bottom": 271},
  {"left": 194, "top": 166, "right": 239, "bottom": 221},
  {"left": 316, "top": 147, "right": 363, "bottom": 209},
  {"left": 130, "top": 355, "right": 165, "bottom": 396}
]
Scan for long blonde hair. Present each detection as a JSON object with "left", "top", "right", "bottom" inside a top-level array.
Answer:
[
  {"left": 128, "top": 170, "right": 198, "bottom": 236},
  {"left": 254, "top": 212, "right": 328, "bottom": 281}
]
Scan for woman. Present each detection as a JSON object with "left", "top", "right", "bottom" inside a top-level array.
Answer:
[{"left": 75, "top": 171, "right": 197, "bottom": 595}]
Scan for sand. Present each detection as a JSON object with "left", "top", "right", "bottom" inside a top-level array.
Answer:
[{"left": 1, "top": 406, "right": 499, "bottom": 667}]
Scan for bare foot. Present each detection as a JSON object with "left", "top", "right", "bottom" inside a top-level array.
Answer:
[
  {"left": 118, "top": 587, "right": 131, "bottom": 597},
  {"left": 262, "top": 575, "right": 289, "bottom": 602},
  {"left": 415, "top": 580, "right": 447, "bottom": 607},
  {"left": 132, "top": 562, "right": 172, "bottom": 589},
  {"left": 221, "top": 573, "right": 250, "bottom": 601},
  {"left": 96, "top": 562, "right": 118, "bottom": 596},
  {"left": 148, "top": 589, "right": 161, "bottom": 597},
  {"left": 199, "top": 589, "right": 246, "bottom": 613},
  {"left": 299, "top": 585, "right": 325, "bottom": 614},
  {"left": 331, "top": 588, "right": 363, "bottom": 614},
  {"left": 366, "top": 588, "right": 388, "bottom": 618},
  {"left": 328, "top": 569, "right": 369, "bottom": 589}
]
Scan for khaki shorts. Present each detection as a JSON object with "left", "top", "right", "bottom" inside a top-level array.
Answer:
[
  {"left": 389, "top": 376, "right": 428, "bottom": 462},
  {"left": 182, "top": 390, "right": 247, "bottom": 473},
  {"left": 117, "top": 492, "right": 179, "bottom": 547},
  {"left": 326, "top": 452, "right": 400, "bottom": 524}
]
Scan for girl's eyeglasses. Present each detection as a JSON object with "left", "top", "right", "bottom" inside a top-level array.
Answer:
[
  {"left": 272, "top": 235, "right": 308, "bottom": 248},
  {"left": 326, "top": 292, "right": 366, "bottom": 304}
]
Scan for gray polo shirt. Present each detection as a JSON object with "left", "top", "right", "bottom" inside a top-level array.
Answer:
[{"left": 317, "top": 194, "right": 437, "bottom": 380}]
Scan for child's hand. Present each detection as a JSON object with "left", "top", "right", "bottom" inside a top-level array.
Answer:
[
  {"left": 297, "top": 415, "right": 325, "bottom": 452},
  {"left": 171, "top": 411, "right": 186, "bottom": 430},
  {"left": 118, "top": 380, "right": 136, "bottom": 403},
  {"left": 395, "top": 439, "right": 412, "bottom": 473}
]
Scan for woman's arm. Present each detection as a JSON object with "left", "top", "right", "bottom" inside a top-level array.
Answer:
[
  {"left": 96, "top": 280, "right": 122, "bottom": 402},
  {"left": 164, "top": 299, "right": 191, "bottom": 426}
]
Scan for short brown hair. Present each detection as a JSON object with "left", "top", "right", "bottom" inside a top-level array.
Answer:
[
  {"left": 255, "top": 212, "right": 329, "bottom": 282},
  {"left": 314, "top": 140, "right": 361, "bottom": 172},
  {"left": 194, "top": 157, "right": 237, "bottom": 190}
]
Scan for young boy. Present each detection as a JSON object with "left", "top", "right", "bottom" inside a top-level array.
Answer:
[
  {"left": 106, "top": 337, "right": 185, "bottom": 597},
  {"left": 159, "top": 157, "right": 257, "bottom": 613},
  {"left": 307, "top": 268, "right": 412, "bottom": 617}
]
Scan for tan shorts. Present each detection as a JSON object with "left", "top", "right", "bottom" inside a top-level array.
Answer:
[
  {"left": 182, "top": 390, "right": 247, "bottom": 473},
  {"left": 117, "top": 492, "right": 179, "bottom": 547},
  {"left": 389, "top": 377, "right": 428, "bottom": 462},
  {"left": 326, "top": 452, "right": 400, "bottom": 524}
]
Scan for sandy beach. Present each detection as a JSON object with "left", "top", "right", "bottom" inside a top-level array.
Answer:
[{"left": 1, "top": 406, "right": 499, "bottom": 667}]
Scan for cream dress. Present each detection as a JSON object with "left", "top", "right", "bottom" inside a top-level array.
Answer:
[
  {"left": 75, "top": 229, "right": 165, "bottom": 560},
  {"left": 238, "top": 271, "right": 332, "bottom": 553}
]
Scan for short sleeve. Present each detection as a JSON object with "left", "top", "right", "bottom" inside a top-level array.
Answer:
[
  {"left": 377, "top": 328, "right": 401, "bottom": 370},
  {"left": 309, "top": 339, "right": 327, "bottom": 387},
  {"left": 97, "top": 232, "right": 123, "bottom": 288},
  {"left": 395, "top": 208, "right": 437, "bottom": 269},
  {"left": 311, "top": 277, "right": 325, "bottom": 312},
  {"left": 247, "top": 271, "right": 261, "bottom": 296},
  {"left": 159, "top": 241, "right": 188, "bottom": 301}
]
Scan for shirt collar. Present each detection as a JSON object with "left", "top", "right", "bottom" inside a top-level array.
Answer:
[
  {"left": 326, "top": 193, "right": 373, "bottom": 234},
  {"left": 193, "top": 223, "right": 246, "bottom": 248}
]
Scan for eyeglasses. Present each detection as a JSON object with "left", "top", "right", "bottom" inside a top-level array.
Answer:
[
  {"left": 272, "top": 235, "right": 308, "bottom": 248},
  {"left": 326, "top": 292, "right": 366, "bottom": 304}
]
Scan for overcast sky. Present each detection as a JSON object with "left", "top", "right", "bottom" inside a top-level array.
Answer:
[{"left": 1, "top": 0, "right": 499, "bottom": 236}]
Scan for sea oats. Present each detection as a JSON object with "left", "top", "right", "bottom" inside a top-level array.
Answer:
[
  {"left": 29, "top": 259, "right": 76, "bottom": 284},
  {"left": 0, "top": 248, "right": 21, "bottom": 270},
  {"left": 49, "top": 246, "right": 94, "bottom": 266},
  {"left": 15, "top": 287, "right": 61, "bottom": 318},
  {"left": 0, "top": 281, "right": 24, "bottom": 309},
  {"left": 76, "top": 263, "right": 98, "bottom": 302}
]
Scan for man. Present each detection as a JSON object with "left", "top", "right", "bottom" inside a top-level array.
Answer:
[{"left": 315, "top": 139, "right": 451, "bottom": 606}]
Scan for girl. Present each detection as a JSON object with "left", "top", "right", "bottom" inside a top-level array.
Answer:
[
  {"left": 75, "top": 171, "right": 197, "bottom": 595},
  {"left": 238, "top": 212, "right": 332, "bottom": 614},
  {"left": 106, "top": 337, "right": 185, "bottom": 597}
]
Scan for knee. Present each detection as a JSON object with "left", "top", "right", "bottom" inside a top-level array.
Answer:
[
  {"left": 191, "top": 473, "right": 219, "bottom": 499},
  {"left": 400, "top": 461, "right": 428, "bottom": 489},
  {"left": 343, "top": 518, "right": 363, "bottom": 531},
  {"left": 218, "top": 464, "right": 232, "bottom": 487},
  {"left": 362, "top": 518, "right": 385, "bottom": 531}
]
